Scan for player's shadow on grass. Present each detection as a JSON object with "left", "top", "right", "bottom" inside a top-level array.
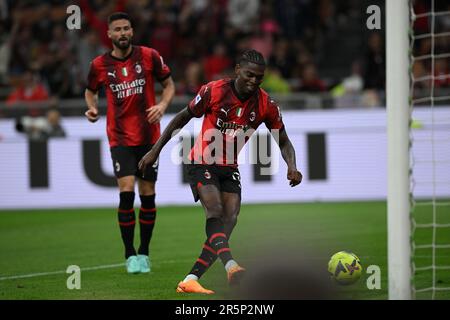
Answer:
[{"left": 229, "top": 249, "right": 339, "bottom": 300}]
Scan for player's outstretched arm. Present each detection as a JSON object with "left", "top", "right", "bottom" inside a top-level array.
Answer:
[
  {"left": 139, "top": 107, "right": 193, "bottom": 171},
  {"left": 274, "top": 128, "right": 303, "bottom": 187},
  {"left": 84, "top": 89, "right": 99, "bottom": 123}
]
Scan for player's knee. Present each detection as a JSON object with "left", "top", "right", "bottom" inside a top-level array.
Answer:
[
  {"left": 139, "top": 181, "right": 155, "bottom": 195},
  {"left": 118, "top": 176, "right": 135, "bottom": 192}
]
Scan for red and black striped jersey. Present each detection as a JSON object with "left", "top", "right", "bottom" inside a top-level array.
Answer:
[
  {"left": 187, "top": 79, "right": 284, "bottom": 166},
  {"left": 86, "top": 46, "right": 171, "bottom": 147}
]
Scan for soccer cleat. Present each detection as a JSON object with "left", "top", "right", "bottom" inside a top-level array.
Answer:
[
  {"left": 176, "top": 280, "right": 215, "bottom": 294},
  {"left": 137, "top": 254, "right": 151, "bottom": 273},
  {"left": 227, "top": 265, "right": 246, "bottom": 286},
  {"left": 126, "top": 255, "right": 140, "bottom": 274}
]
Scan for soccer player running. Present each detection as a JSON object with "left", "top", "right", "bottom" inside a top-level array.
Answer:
[
  {"left": 139, "top": 50, "right": 302, "bottom": 294},
  {"left": 84, "top": 12, "right": 175, "bottom": 274}
]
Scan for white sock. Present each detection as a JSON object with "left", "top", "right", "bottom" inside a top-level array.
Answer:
[
  {"left": 183, "top": 274, "right": 199, "bottom": 283},
  {"left": 225, "top": 260, "right": 238, "bottom": 272}
]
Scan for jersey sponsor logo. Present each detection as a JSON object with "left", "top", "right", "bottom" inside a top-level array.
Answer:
[
  {"left": 135, "top": 64, "right": 142, "bottom": 74},
  {"left": 216, "top": 118, "right": 250, "bottom": 137},
  {"left": 109, "top": 78, "right": 146, "bottom": 99},
  {"left": 108, "top": 70, "right": 116, "bottom": 78}
]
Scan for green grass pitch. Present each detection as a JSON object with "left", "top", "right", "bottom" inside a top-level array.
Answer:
[{"left": 0, "top": 201, "right": 449, "bottom": 300}]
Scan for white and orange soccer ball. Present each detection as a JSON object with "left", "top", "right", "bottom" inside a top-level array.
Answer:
[{"left": 328, "top": 251, "right": 362, "bottom": 285}]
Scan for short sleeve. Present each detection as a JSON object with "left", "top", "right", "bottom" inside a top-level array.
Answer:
[
  {"left": 264, "top": 98, "right": 284, "bottom": 130},
  {"left": 187, "top": 85, "right": 211, "bottom": 118},
  {"left": 151, "top": 49, "right": 171, "bottom": 82},
  {"left": 86, "top": 60, "right": 101, "bottom": 92}
]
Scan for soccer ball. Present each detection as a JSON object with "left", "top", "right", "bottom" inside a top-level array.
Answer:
[{"left": 328, "top": 251, "right": 362, "bottom": 285}]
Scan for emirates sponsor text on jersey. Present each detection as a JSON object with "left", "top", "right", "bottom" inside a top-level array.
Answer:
[{"left": 109, "top": 78, "right": 146, "bottom": 99}]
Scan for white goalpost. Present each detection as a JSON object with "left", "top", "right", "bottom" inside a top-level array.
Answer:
[{"left": 386, "top": 0, "right": 412, "bottom": 300}]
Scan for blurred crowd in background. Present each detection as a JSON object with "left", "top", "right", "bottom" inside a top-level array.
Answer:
[{"left": 0, "top": 0, "right": 449, "bottom": 115}]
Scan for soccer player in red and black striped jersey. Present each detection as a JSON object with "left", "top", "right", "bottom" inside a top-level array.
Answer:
[
  {"left": 84, "top": 12, "right": 175, "bottom": 274},
  {"left": 139, "top": 49, "right": 302, "bottom": 294}
]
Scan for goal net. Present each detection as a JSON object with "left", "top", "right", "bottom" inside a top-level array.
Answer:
[{"left": 409, "top": 0, "right": 450, "bottom": 299}]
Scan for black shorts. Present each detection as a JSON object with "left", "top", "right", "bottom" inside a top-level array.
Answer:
[
  {"left": 186, "top": 164, "right": 241, "bottom": 202},
  {"left": 110, "top": 145, "right": 158, "bottom": 181}
]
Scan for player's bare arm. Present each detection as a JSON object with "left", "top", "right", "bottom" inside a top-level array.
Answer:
[
  {"left": 84, "top": 88, "right": 99, "bottom": 123},
  {"left": 276, "top": 129, "right": 303, "bottom": 187},
  {"left": 139, "top": 107, "right": 193, "bottom": 171},
  {"left": 147, "top": 77, "right": 175, "bottom": 124}
]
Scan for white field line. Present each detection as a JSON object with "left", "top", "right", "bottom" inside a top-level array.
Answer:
[
  {"left": 0, "top": 263, "right": 124, "bottom": 281},
  {"left": 0, "top": 259, "right": 187, "bottom": 281}
]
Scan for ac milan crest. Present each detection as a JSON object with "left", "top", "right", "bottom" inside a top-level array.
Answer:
[{"left": 135, "top": 64, "right": 142, "bottom": 73}]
